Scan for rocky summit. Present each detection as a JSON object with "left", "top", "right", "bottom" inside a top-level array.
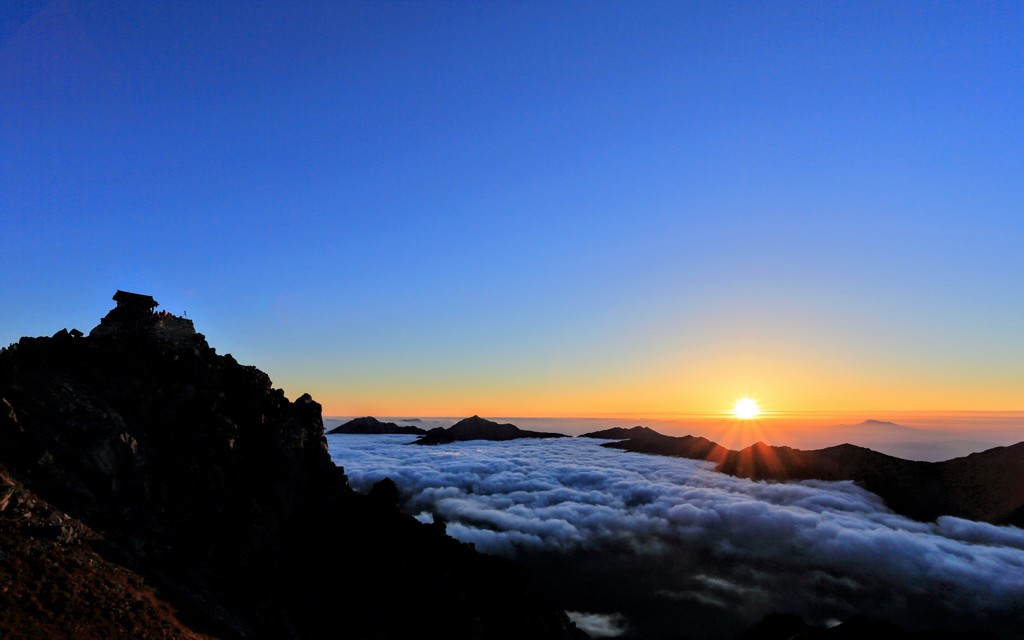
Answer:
[{"left": 0, "top": 293, "right": 586, "bottom": 639}]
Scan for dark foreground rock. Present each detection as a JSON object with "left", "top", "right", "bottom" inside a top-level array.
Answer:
[
  {"left": 413, "top": 415, "right": 570, "bottom": 445},
  {"left": 0, "top": 466, "right": 207, "bottom": 639},
  {"left": 735, "top": 612, "right": 996, "bottom": 640},
  {"left": 328, "top": 416, "right": 427, "bottom": 435},
  {"left": 603, "top": 427, "right": 1024, "bottom": 525},
  {"left": 0, "top": 295, "right": 586, "bottom": 639}
]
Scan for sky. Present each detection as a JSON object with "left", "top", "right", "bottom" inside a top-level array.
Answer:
[{"left": 2, "top": 1, "right": 1022, "bottom": 417}]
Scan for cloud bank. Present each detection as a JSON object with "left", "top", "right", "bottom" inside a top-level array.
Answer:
[
  {"left": 566, "top": 611, "right": 628, "bottom": 638},
  {"left": 328, "top": 435, "right": 1024, "bottom": 639}
]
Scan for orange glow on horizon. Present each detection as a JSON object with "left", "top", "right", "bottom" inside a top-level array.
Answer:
[{"left": 292, "top": 363, "right": 1022, "bottom": 421}]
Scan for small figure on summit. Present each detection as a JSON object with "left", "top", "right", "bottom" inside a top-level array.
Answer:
[{"left": 90, "top": 291, "right": 197, "bottom": 342}]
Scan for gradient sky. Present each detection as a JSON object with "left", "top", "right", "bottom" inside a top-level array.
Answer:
[{"left": 2, "top": 1, "right": 1022, "bottom": 416}]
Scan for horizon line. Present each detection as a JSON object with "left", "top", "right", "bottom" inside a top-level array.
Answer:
[{"left": 324, "top": 409, "right": 1024, "bottom": 419}]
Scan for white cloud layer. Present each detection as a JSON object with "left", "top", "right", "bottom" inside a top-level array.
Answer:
[
  {"left": 328, "top": 435, "right": 1024, "bottom": 638},
  {"left": 566, "top": 611, "right": 628, "bottom": 638}
]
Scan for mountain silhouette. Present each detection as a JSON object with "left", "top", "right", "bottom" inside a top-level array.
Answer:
[
  {"left": 579, "top": 425, "right": 660, "bottom": 439},
  {"left": 603, "top": 428, "right": 1024, "bottom": 525},
  {"left": 0, "top": 293, "right": 586, "bottom": 639},
  {"left": 413, "top": 415, "right": 569, "bottom": 445},
  {"left": 590, "top": 426, "right": 731, "bottom": 464},
  {"left": 328, "top": 416, "right": 427, "bottom": 435}
]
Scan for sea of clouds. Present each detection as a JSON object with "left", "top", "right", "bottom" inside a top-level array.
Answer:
[{"left": 327, "top": 434, "right": 1024, "bottom": 639}]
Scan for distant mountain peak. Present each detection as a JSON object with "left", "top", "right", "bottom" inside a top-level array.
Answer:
[
  {"left": 835, "top": 418, "right": 912, "bottom": 431},
  {"left": 413, "top": 416, "right": 568, "bottom": 445},
  {"left": 579, "top": 425, "right": 661, "bottom": 440},
  {"left": 328, "top": 416, "right": 426, "bottom": 435}
]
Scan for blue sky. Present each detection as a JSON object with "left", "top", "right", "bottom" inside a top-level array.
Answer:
[{"left": 2, "top": 1, "right": 1022, "bottom": 415}]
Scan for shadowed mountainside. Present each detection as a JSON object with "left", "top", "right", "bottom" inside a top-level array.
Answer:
[
  {"left": 328, "top": 415, "right": 427, "bottom": 435},
  {"left": 0, "top": 466, "right": 207, "bottom": 639},
  {"left": 413, "top": 415, "right": 570, "bottom": 445},
  {"left": 0, "top": 294, "right": 586, "bottom": 639},
  {"left": 597, "top": 427, "right": 1024, "bottom": 526}
]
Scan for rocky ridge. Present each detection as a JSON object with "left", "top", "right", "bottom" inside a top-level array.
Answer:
[
  {"left": 327, "top": 416, "right": 427, "bottom": 435},
  {"left": 601, "top": 427, "right": 1024, "bottom": 525},
  {"left": 413, "top": 415, "right": 570, "bottom": 445},
  {"left": 0, "top": 295, "right": 586, "bottom": 639}
]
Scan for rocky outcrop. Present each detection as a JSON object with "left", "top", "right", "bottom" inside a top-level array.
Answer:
[
  {"left": 89, "top": 290, "right": 200, "bottom": 346},
  {"left": 0, "top": 296, "right": 586, "bottom": 639},
  {"left": 413, "top": 415, "right": 569, "bottom": 445},
  {"left": 603, "top": 428, "right": 1024, "bottom": 525},
  {"left": 328, "top": 416, "right": 427, "bottom": 435}
]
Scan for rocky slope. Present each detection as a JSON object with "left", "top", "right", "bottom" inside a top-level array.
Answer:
[
  {"left": 603, "top": 428, "right": 1023, "bottom": 525},
  {"left": 328, "top": 416, "right": 427, "bottom": 435},
  {"left": 413, "top": 415, "right": 570, "bottom": 445},
  {"left": 0, "top": 296, "right": 586, "bottom": 639},
  {"left": 0, "top": 466, "right": 206, "bottom": 639}
]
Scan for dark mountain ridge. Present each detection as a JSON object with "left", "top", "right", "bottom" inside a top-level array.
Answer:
[
  {"left": 579, "top": 425, "right": 660, "bottom": 440},
  {"left": 603, "top": 428, "right": 1024, "bottom": 526},
  {"left": 0, "top": 294, "right": 585, "bottom": 639},
  {"left": 413, "top": 415, "right": 569, "bottom": 445},
  {"left": 328, "top": 415, "right": 427, "bottom": 435},
  {"left": 592, "top": 426, "right": 731, "bottom": 464}
]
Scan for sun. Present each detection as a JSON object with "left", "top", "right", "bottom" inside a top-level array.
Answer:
[{"left": 733, "top": 397, "right": 761, "bottom": 420}]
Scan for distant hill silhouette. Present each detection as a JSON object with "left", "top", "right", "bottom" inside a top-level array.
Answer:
[
  {"left": 589, "top": 426, "right": 730, "bottom": 464},
  {"left": 328, "top": 416, "right": 427, "bottom": 435},
  {"left": 854, "top": 418, "right": 906, "bottom": 428},
  {"left": 579, "top": 425, "right": 658, "bottom": 439},
  {"left": 602, "top": 428, "right": 1024, "bottom": 526},
  {"left": 414, "top": 415, "right": 569, "bottom": 445},
  {"left": 798, "top": 419, "right": 1000, "bottom": 462}
]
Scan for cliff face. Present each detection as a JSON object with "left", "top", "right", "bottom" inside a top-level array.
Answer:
[{"left": 0, "top": 300, "right": 585, "bottom": 639}]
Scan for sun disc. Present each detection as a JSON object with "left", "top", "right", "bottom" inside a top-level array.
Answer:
[{"left": 733, "top": 397, "right": 761, "bottom": 420}]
